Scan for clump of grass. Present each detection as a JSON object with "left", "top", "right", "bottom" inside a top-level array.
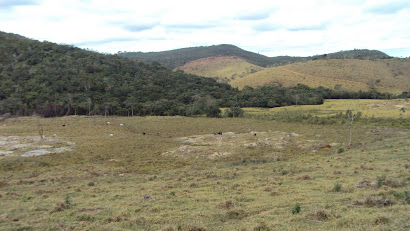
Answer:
[
  {"left": 393, "top": 191, "right": 410, "bottom": 204},
  {"left": 292, "top": 203, "right": 301, "bottom": 214},
  {"left": 374, "top": 216, "right": 390, "bottom": 225},
  {"left": 253, "top": 222, "right": 271, "bottom": 231},
  {"left": 337, "top": 147, "right": 345, "bottom": 154},
  {"left": 297, "top": 174, "right": 311, "bottom": 180},
  {"left": 377, "top": 175, "right": 386, "bottom": 188},
  {"left": 353, "top": 195, "right": 392, "bottom": 207},
  {"left": 309, "top": 209, "right": 330, "bottom": 221},
  {"left": 0, "top": 179, "right": 8, "bottom": 187},
  {"left": 220, "top": 199, "right": 235, "bottom": 209},
  {"left": 333, "top": 183, "right": 342, "bottom": 192},
  {"left": 226, "top": 209, "right": 246, "bottom": 219}
]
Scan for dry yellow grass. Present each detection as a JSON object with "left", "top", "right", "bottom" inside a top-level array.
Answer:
[
  {"left": 175, "top": 56, "right": 264, "bottom": 82},
  {"left": 230, "top": 58, "right": 410, "bottom": 94},
  {"left": 244, "top": 99, "right": 410, "bottom": 119}
]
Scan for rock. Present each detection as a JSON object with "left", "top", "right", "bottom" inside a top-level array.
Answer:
[
  {"left": 119, "top": 124, "right": 124, "bottom": 126},
  {"left": 109, "top": 134, "right": 114, "bottom": 137}
]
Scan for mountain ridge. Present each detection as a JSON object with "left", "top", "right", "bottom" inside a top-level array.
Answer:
[{"left": 118, "top": 44, "right": 391, "bottom": 69}]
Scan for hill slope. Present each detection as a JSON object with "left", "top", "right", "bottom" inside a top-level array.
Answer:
[
  {"left": 0, "top": 31, "right": 237, "bottom": 116},
  {"left": 118, "top": 44, "right": 278, "bottom": 69},
  {"left": 175, "top": 56, "right": 264, "bottom": 82},
  {"left": 119, "top": 44, "right": 390, "bottom": 70},
  {"left": 230, "top": 59, "right": 410, "bottom": 94}
]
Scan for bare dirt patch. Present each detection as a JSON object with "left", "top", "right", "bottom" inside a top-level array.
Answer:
[
  {"left": 0, "top": 135, "right": 74, "bottom": 158},
  {"left": 162, "top": 131, "right": 325, "bottom": 159}
]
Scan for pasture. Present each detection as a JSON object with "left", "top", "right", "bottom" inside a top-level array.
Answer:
[{"left": 0, "top": 99, "right": 409, "bottom": 230}]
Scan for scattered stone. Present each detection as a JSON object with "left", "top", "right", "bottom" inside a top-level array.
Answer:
[
  {"left": 119, "top": 123, "right": 124, "bottom": 126},
  {"left": 109, "top": 134, "right": 114, "bottom": 137}
]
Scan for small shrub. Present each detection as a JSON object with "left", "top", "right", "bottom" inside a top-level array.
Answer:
[
  {"left": 333, "top": 183, "right": 342, "bottom": 192},
  {"left": 377, "top": 175, "right": 386, "bottom": 188},
  {"left": 170, "top": 191, "right": 176, "bottom": 196},
  {"left": 292, "top": 203, "right": 301, "bottom": 214},
  {"left": 337, "top": 147, "right": 344, "bottom": 154},
  {"left": 65, "top": 194, "right": 72, "bottom": 206},
  {"left": 281, "top": 170, "right": 288, "bottom": 175}
]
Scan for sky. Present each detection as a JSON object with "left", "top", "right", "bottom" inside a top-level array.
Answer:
[{"left": 0, "top": 0, "right": 409, "bottom": 57}]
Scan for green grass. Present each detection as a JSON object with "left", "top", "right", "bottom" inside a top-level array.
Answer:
[{"left": 0, "top": 102, "right": 409, "bottom": 230}]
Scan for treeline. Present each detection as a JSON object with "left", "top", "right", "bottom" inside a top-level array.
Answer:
[{"left": 0, "top": 32, "right": 401, "bottom": 118}]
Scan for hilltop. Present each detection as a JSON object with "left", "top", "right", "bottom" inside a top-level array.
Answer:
[{"left": 118, "top": 44, "right": 390, "bottom": 70}]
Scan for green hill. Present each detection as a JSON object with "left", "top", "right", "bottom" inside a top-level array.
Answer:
[
  {"left": 118, "top": 44, "right": 280, "bottom": 69},
  {"left": 0, "top": 31, "right": 237, "bottom": 116},
  {"left": 119, "top": 45, "right": 390, "bottom": 70}
]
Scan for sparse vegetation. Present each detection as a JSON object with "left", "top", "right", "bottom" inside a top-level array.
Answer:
[{"left": 0, "top": 108, "right": 408, "bottom": 230}]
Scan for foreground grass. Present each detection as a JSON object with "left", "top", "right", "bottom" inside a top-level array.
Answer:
[{"left": 0, "top": 113, "right": 409, "bottom": 230}]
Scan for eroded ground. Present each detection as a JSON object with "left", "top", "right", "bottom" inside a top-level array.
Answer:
[{"left": 0, "top": 135, "right": 74, "bottom": 158}]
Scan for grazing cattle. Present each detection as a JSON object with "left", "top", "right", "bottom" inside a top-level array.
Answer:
[{"left": 142, "top": 132, "right": 146, "bottom": 135}]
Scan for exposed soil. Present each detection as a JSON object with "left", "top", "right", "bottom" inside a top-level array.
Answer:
[
  {"left": 0, "top": 135, "right": 74, "bottom": 158},
  {"left": 162, "top": 131, "right": 327, "bottom": 159}
]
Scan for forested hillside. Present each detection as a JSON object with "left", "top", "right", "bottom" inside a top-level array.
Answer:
[
  {"left": 0, "top": 32, "right": 397, "bottom": 117},
  {"left": 0, "top": 32, "right": 236, "bottom": 116}
]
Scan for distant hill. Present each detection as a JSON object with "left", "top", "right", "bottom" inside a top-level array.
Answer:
[
  {"left": 174, "top": 56, "right": 264, "bottom": 83},
  {"left": 230, "top": 59, "right": 410, "bottom": 94},
  {"left": 118, "top": 44, "right": 278, "bottom": 69},
  {"left": 119, "top": 44, "right": 391, "bottom": 70}
]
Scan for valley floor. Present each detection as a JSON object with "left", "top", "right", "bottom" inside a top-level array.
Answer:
[{"left": 0, "top": 100, "right": 409, "bottom": 230}]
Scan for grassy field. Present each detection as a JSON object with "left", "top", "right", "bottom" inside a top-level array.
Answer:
[
  {"left": 243, "top": 99, "right": 410, "bottom": 119},
  {"left": 175, "top": 56, "right": 264, "bottom": 83},
  {"left": 230, "top": 59, "right": 409, "bottom": 94},
  {"left": 0, "top": 99, "right": 409, "bottom": 230}
]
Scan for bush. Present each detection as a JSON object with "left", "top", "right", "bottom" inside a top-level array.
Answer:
[
  {"left": 225, "top": 106, "right": 244, "bottom": 117},
  {"left": 292, "top": 203, "right": 301, "bottom": 214},
  {"left": 333, "top": 183, "right": 342, "bottom": 192}
]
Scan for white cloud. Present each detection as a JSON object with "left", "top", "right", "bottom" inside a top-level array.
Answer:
[{"left": 0, "top": 0, "right": 409, "bottom": 57}]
